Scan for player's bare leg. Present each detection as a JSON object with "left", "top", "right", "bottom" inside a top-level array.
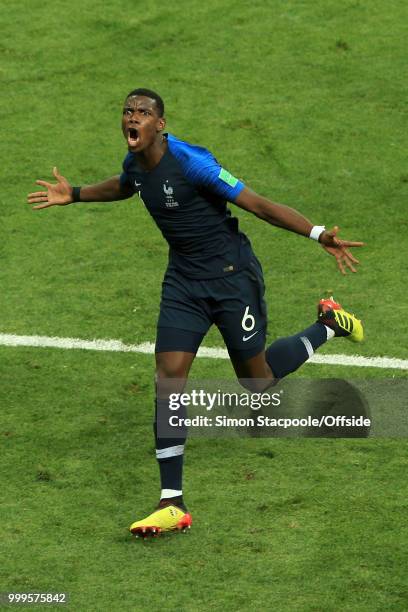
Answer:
[{"left": 229, "top": 350, "right": 275, "bottom": 391}]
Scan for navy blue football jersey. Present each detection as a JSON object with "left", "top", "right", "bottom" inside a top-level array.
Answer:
[{"left": 120, "top": 133, "right": 253, "bottom": 279}]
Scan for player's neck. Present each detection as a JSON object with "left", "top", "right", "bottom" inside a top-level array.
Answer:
[{"left": 136, "top": 134, "right": 167, "bottom": 171}]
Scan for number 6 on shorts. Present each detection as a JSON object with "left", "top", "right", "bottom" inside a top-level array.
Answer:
[{"left": 241, "top": 305, "right": 255, "bottom": 332}]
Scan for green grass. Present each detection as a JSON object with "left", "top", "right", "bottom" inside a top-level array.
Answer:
[
  {"left": 1, "top": 0, "right": 408, "bottom": 610},
  {"left": 2, "top": 348, "right": 407, "bottom": 611}
]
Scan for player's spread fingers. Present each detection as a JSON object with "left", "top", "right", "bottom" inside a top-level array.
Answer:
[
  {"left": 53, "top": 166, "right": 64, "bottom": 181},
  {"left": 28, "top": 190, "right": 48, "bottom": 198},
  {"left": 28, "top": 194, "right": 45, "bottom": 200},
  {"left": 32, "top": 201, "right": 55, "bottom": 210},
  {"left": 36, "top": 180, "right": 52, "bottom": 188},
  {"left": 344, "top": 258, "right": 357, "bottom": 273},
  {"left": 343, "top": 249, "right": 359, "bottom": 264},
  {"left": 28, "top": 192, "right": 48, "bottom": 199},
  {"left": 338, "top": 240, "right": 364, "bottom": 247},
  {"left": 336, "top": 257, "right": 346, "bottom": 275},
  {"left": 29, "top": 196, "right": 49, "bottom": 203}
]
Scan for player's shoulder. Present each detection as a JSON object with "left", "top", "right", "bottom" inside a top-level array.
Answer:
[
  {"left": 167, "top": 133, "right": 216, "bottom": 168},
  {"left": 166, "top": 133, "right": 244, "bottom": 198}
]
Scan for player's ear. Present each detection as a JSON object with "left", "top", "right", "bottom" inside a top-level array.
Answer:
[{"left": 157, "top": 117, "right": 166, "bottom": 132}]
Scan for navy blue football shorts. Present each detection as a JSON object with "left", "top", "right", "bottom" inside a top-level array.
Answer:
[{"left": 155, "top": 255, "right": 268, "bottom": 361}]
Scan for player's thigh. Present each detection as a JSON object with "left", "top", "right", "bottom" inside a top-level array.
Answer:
[
  {"left": 155, "top": 267, "right": 211, "bottom": 380},
  {"left": 213, "top": 256, "right": 268, "bottom": 364}
]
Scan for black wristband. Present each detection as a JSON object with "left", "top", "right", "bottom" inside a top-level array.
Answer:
[{"left": 72, "top": 186, "right": 81, "bottom": 202}]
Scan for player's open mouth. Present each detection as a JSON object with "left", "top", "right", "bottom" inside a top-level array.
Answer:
[{"left": 127, "top": 127, "right": 140, "bottom": 147}]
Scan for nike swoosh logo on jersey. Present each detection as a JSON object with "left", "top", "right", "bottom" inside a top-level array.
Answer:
[{"left": 242, "top": 330, "right": 260, "bottom": 342}]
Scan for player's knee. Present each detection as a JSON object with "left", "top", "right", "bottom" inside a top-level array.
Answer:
[{"left": 155, "top": 354, "right": 188, "bottom": 379}]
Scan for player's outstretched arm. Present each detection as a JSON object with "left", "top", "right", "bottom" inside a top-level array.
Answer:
[
  {"left": 234, "top": 187, "right": 364, "bottom": 274},
  {"left": 27, "top": 167, "right": 133, "bottom": 210}
]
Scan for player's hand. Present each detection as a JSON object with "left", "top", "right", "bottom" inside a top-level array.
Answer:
[
  {"left": 319, "top": 226, "right": 364, "bottom": 275},
  {"left": 27, "top": 167, "right": 73, "bottom": 210}
]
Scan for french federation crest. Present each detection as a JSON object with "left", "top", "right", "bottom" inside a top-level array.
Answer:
[{"left": 163, "top": 180, "right": 179, "bottom": 208}]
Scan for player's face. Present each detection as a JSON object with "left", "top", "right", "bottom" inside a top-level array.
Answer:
[{"left": 122, "top": 95, "right": 165, "bottom": 152}]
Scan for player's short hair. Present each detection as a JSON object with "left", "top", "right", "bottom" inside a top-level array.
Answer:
[{"left": 125, "top": 88, "right": 164, "bottom": 117}]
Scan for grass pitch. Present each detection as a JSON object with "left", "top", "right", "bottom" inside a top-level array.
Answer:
[{"left": 1, "top": 0, "right": 407, "bottom": 610}]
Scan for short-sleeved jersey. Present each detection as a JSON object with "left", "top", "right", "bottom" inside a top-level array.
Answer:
[{"left": 120, "top": 133, "right": 253, "bottom": 279}]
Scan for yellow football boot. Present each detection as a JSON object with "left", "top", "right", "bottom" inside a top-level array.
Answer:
[
  {"left": 130, "top": 504, "right": 192, "bottom": 537},
  {"left": 318, "top": 297, "right": 364, "bottom": 343}
]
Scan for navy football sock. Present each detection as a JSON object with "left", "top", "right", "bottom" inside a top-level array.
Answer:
[
  {"left": 265, "top": 322, "right": 327, "bottom": 379},
  {"left": 158, "top": 455, "right": 184, "bottom": 492},
  {"left": 154, "top": 398, "right": 186, "bottom": 497}
]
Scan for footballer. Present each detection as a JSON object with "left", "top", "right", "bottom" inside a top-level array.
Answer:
[{"left": 28, "top": 88, "right": 364, "bottom": 537}]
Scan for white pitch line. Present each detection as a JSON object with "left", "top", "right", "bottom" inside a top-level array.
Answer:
[{"left": 0, "top": 333, "right": 407, "bottom": 370}]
